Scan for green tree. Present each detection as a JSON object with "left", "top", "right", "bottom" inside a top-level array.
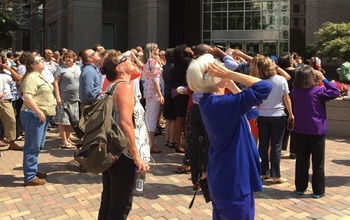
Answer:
[
  {"left": 313, "top": 22, "right": 350, "bottom": 61},
  {"left": 0, "top": 1, "right": 17, "bottom": 50}
]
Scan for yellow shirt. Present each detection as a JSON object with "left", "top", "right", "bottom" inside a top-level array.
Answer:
[{"left": 21, "top": 71, "right": 56, "bottom": 116}]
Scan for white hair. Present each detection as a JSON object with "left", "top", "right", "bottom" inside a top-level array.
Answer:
[{"left": 186, "top": 53, "right": 221, "bottom": 93}]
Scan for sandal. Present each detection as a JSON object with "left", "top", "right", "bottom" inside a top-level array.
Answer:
[
  {"left": 0, "top": 141, "right": 8, "bottom": 147},
  {"left": 165, "top": 140, "right": 169, "bottom": 147},
  {"left": 68, "top": 139, "right": 77, "bottom": 146},
  {"left": 173, "top": 165, "right": 191, "bottom": 174},
  {"left": 175, "top": 146, "right": 185, "bottom": 153},
  {"left": 150, "top": 146, "right": 162, "bottom": 154},
  {"left": 168, "top": 142, "right": 176, "bottom": 148},
  {"left": 61, "top": 142, "right": 76, "bottom": 149}
]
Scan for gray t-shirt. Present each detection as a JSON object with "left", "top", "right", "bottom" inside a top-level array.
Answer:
[
  {"left": 54, "top": 64, "right": 81, "bottom": 101},
  {"left": 258, "top": 74, "right": 289, "bottom": 117}
]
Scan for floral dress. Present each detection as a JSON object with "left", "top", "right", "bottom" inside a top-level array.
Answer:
[
  {"left": 111, "top": 85, "right": 151, "bottom": 162},
  {"left": 141, "top": 58, "right": 164, "bottom": 100}
]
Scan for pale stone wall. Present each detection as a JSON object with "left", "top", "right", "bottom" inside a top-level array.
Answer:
[{"left": 326, "top": 99, "right": 350, "bottom": 138}]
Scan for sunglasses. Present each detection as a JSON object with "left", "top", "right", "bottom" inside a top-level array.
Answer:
[
  {"left": 33, "top": 58, "right": 44, "bottom": 64},
  {"left": 113, "top": 56, "right": 127, "bottom": 66},
  {"left": 100, "top": 56, "right": 128, "bottom": 75}
]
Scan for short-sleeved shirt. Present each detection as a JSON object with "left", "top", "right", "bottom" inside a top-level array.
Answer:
[
  {"left": 258, "top": 74, "right": 289, "bottom": 117},
  {"left": 0, "top": 70, "right": 13, "bottom": 100},
  {"left": 21, "top": 71, "right": 56, "bottom": 116},
  {"left": 54, "top": 64, "right": 81, "bottom": 101}
]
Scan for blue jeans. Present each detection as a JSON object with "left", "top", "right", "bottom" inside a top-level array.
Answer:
[{"left": 21, "top": 109, "right": 51, "bottom": 183}]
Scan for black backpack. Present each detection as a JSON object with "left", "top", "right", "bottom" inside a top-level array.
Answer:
[{"left": 74, "top": 81, "right": 128, "bottom": 174}]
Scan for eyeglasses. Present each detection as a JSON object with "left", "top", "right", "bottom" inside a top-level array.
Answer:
[
  {"left": 88, "top": 52, "right": 96, "bottom": 57},
  {"left": 112, "top": 56, "right": 127, "bottom": 66},
  {"left": 33, "top": 58, "right": 44, "bottom": 64},
  {"left": 100, "top": 56, "right": 127, "bottom": 75}
]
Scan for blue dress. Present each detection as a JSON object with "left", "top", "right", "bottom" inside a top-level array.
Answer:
[{"left": 199, "top": 81, "right": 272, "bottom": 207}]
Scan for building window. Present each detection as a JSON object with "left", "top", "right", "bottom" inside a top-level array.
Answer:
[
  {"left": 212, "top": 12, "right": 227, "bottom": 30},
  {"left": 48, "top": 21, "right": 57, "bottom": 51},
  {"left": 245, "top": 11, "right": 261, "bottom": 30},
  {"left": 293, "top": 4, "right": 300, "bottom": 13},
  {"left": 102, "top": 22, "right": 116, "bottom": 50},
  {"left": 229, "top": 12, "right": 244, "bottom": 30},
  {"left": 293, "top": 17, "right": 299, "bottom": 27}
]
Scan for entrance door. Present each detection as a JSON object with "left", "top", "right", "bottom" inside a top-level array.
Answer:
[
  {"left": 245, "top": 42, "right": 259, "bottom": 54},
  {"left": 263, "top": 42, "right": 278, "bottom": 57}
]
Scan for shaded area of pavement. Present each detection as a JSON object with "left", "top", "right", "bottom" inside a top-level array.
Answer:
[{"left": 0, "top": 129, "right": 350, "bottom": 219}]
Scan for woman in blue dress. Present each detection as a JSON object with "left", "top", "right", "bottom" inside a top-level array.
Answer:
[{"left": 186, "top": 53, "right": 272, "bottom": 220}]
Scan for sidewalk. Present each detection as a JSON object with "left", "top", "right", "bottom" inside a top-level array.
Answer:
[{"left": 0, "top": 129, "right": 350, "bottom": 220}]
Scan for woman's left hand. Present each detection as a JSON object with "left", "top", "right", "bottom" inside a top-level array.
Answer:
[
  {"left": 159, "top": 95, "right": 164, "bottom": 105},
  {"left": 135, "top": 159, "right": 151, "bottom": 173},
  {"left": 207, "top": 62, "right": 229, "bottom": 78}
]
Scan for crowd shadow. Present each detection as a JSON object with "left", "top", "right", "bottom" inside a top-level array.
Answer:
[
  {"left": 332, "top": 159, "right": 350, "bottom": 166},
  {"left": 0, "top": 174, "right": 25, "bottom": 187},
  {"left": 326, "top": 175, "right": 350, "bottom": 187}
]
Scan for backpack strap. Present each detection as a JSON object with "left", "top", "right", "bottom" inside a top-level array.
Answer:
[{"left": 106, "top": 80, "right": 127, "bottom": 96}]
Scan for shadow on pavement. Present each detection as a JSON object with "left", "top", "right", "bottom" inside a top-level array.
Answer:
[
  {"left": 0, "top": 174, "right": 25, "bottom": 187},
  {"left": 332, "top": 159, "right": 350, "bottom": 166}
]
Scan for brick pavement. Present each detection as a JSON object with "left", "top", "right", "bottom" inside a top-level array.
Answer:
[{"left": 0, "top": 129, "right": 350, "bottom": 220}]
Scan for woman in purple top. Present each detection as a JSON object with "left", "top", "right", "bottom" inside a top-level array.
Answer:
[{"left": 292, "top": 66, "right": 340, "bottom": 198}]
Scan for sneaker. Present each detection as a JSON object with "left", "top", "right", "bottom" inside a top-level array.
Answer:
[
  {"left": 36, "top": 171, "right": 48, "bottom": 179},
  {"left": 296, "top": 191, "right": 305, "bottom": 195},
  {"left": 8, "top": 142, "right": 23, "bottom": 151},
  {"left": 312, "top": 194, "right": 324, "bottom": 199},
  {"left": 24, "top": 177, "right": 46, "bottom": 186}
]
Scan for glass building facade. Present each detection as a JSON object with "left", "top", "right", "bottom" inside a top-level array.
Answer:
[{"left": 202, "top": 0, "right": 290, "bottom": 56}]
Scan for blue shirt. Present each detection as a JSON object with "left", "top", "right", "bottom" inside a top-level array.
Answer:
[
  {"left": 79, "top": 64, "right": 101, "bottom": 103},
  {"left": 223, "top": 55, "right": 238, "bottom": 71},
  {"left": 199, "top": 81, "right": 272, "bottom": 206}
]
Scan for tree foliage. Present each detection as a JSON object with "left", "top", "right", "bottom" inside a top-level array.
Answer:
[
  {"left": 313, "top": 22, "right": 350, "bottom": 60},
  {"left": 0, "top": 1, "right": 17, "bottom": 50}
]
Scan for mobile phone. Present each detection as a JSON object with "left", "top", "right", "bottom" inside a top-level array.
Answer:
[{"left": 287, "top": 120, "right": 294, "bottom": 131}]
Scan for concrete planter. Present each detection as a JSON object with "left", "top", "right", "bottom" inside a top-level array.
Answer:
[{"left": 326, "top": 98, "right": 350, "bottom": 138}]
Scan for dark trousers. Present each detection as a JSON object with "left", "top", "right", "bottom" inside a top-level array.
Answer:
[
  {"left": 258, "top": 116, "right": 286, "bottom": 178},
  {"left": 98, "top": 155, "right": 135, "bottom": 220},
  {"left": 13, "top": 99, "right": 23, "bottom": 138},
  {"left": 188, "top": 104, "right": 210, "bottom": 185},
  {"left": 294, "top": 132, "right": 325, "bottom": 195}
]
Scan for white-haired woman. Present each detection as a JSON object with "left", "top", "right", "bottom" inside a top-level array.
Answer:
[{"left": 186, "top": 54, "right": 272, "bottom": 219}]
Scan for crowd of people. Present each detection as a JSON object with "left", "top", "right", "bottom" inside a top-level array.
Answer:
[{"left": 0, "top": 43, "right": 343, "bottom": 219}]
